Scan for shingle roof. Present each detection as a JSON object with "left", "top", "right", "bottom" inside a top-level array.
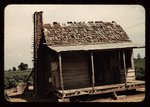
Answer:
[
  {"left": 47, "top": 42, "right": 145, "bottom": 52},
  {"left": 43, "top": 21, "right": 131, "bottom": 47}
]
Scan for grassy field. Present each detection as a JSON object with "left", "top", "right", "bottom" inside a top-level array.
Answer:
[
  {"left": 4, "top": 70, "right": 31, "bottom": 77},
  {"left": 4, "top": 70, "right": 33, "bottom": 89}
]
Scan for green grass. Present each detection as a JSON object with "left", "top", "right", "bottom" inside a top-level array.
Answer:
[
  {"left": 4, "top": 70, "right": 33, "bottom": 89},
  {"left": 4, "top": 70, "right": 31, "bottom": 77}
]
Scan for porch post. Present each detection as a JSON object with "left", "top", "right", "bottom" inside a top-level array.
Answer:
[
  {"left": 122, "top": 50, "right": 127, "bottom": 87},
  {"left": 91, "top": 51, "right": 95, "bottom": 90},
  {"left": 131, "top": 50, "right": 135, "bottom": 69},
  {"left": 59, "top": 53, "right": 64, "bottom": 100}
]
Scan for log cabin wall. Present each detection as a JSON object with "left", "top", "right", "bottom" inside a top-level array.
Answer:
[{"left": 61, "top": 51, "right": 91, "bottom": 89}]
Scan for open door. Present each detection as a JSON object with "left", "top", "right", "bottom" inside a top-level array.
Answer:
[
  {"left": 93, "top": 51, "right": 121, "bottom": 86},
  {"left": 93, "top": 52, "right": 105, "bottom": 85}
]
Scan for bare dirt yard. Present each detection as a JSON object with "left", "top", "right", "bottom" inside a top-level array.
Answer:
[{"left": 5, "top": 86, "right": 145, "bottom": 102}]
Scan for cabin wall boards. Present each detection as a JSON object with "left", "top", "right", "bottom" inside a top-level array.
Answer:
[
  {"left": 54, "top": 49, "right": 135, "bottom": 90},
  {"left": 61, "top": 51, "right": 91, "bottom": 89}
]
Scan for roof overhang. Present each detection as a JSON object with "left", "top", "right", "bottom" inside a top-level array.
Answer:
[{"left": 47, "top": 42, "right": 145, "bottom": 53}]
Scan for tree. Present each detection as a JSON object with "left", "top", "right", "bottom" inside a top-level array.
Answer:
[
  {"left": 12, "top": 67, "right": 16, "bottom": 71},
  {"left": 134, "top": 54, "right": 145, "bottom": 80},
  {"left": 18, "top": 62, "right": 28, "bottom": 70},
  {"left": 137, "top": 53, "right": 141, "bottom": 60}
]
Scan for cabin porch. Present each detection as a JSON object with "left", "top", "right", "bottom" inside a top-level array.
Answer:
[{"left": 56, "top": 80, "right": 145, "bottom": 99}]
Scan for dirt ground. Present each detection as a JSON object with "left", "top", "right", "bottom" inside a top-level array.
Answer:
[{"left": 4, "top": 86, "right": 145, "bottom": 102}]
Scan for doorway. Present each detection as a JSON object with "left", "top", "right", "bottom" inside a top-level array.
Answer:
[{"left": 93, "top": 51, "right": 121, "bottom": 86}]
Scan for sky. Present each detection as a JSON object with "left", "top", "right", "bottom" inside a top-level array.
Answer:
[{"left": 4, "top": 5, "right": 145, "bottom": 70}]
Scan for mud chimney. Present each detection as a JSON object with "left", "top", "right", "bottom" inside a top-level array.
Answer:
[
  {"left": 34, "top": 11, "right": 43, "bottom": 50},
  {"left": 33, "top": 11, "right": 43, "bottom": 98}
]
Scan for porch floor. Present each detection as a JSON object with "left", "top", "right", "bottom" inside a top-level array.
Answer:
[{"left": 56, "top": 80, "right": 145, "bottom": 98}]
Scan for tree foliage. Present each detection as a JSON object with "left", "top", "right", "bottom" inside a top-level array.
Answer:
[
  {"left": 18, "top": 62, "right": 28, "bottom": 70},
  {"left": 12, "top": 67, "right": 16, "bottom": 71},
  {"left": 134, "top": 54, "right": 145, "bottom": 80},
  {"left": 137, "top": 53, "right": 141, "bottom": 60}
]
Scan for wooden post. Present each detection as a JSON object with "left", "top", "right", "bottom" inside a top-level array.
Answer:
[
  {"left": 91, "top": 51, "right": 95, "bottom": 90},
  {"left": 122, "top": 50, "right": 127, "bottom": 87},
  {"left": 59, "top": 53, "right": 64, "bottom": 100},
  {"left": 131, "top": 50, "right": 135, "bottom": 69}
]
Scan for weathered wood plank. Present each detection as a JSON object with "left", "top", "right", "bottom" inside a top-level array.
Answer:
[
  {"left": 59, "top": 53, "right": 64, "bottom": 100},
  {"left": 127, "top": 72, "right": 135, "bottom": 77},
  {"left": 127, "top": 68, "right": 135, "bottom": 72},
  {"left": 63, "top": 72, "right": 89, "bottom": 77},
  {"left": 91, "top": 51, "right": 95, "bottom": 90},
  {"left": 62, "top": 71, "right": 88, "bottom": 75},
  {"left": 57, "top": 80, "right": 145, "bottom": 98},
  {"left": 127, "top": 77, "right": 135, "bottom": 82},
  {"left": 63, "top": 79, "right": 90, "bottom": 83},
  {"left": 62, "top": 52, "right": 90, "bottom": 89},
  {"left": 122, "top": 50, "right": 127, "bottom": 86}
]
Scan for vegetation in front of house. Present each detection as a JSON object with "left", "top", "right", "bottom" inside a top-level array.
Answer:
[
  {"left": 4, "top": 70, "right": 33, "bottom": 89},
  {"left": 134, "top": 54, "right": 145, "bottom": 80}
]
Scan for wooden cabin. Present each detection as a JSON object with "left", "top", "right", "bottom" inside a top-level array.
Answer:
[{"left": 33, "top": 12, "right": 145, "bottom": 100}]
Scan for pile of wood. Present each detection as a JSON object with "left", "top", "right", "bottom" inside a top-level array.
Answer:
[{"left": 43, "top": 21, "right": 131, "bottom": 47}]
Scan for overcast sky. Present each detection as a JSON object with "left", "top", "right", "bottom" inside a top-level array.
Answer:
[{"left": 4, "top": 5, "right": 145, "bottom": 70}]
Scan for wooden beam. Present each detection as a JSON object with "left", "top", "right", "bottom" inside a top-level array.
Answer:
[
  {"left": 131, "top": 50, "right": 135, "bottom": 69},
  {"left": 122, "top": 50, "right": 127, "bottom": 87},
  {"left": 59, "top": 53, "right": 64, "bottom": 100},
  {"left": 91, "top": 51, "right": 95, "bottom": 90}
]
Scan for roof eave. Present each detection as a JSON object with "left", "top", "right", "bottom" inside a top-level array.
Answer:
[{"left": 47, "top": 42, "right": 145, "bottom": 53}]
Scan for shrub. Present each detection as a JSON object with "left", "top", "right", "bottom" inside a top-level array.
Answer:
[
  {"left": 4, "top": 70, "right": 33, "bottom": 89},
  {"left": 8, "top": 78, "right": 17, "bottom": 88},
  {"left": 134, "top": 57, "right": 145, "bottom": 81},
  {"left": 135, "top": 68, "right": 145, "bottom": 80}
]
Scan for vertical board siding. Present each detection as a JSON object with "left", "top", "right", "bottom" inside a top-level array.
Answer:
[{"left": 62, "top": 52, "right": 90, "bottom": 89}]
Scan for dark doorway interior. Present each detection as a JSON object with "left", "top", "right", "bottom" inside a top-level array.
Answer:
[
  {"left": 93, "top": 51, "right": 121, "bottom": 86},
  {"left": 93, "top": 52, "right": 106, "bottom": 86}
]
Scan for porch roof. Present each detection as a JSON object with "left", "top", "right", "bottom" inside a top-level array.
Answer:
[{"left": 47, "top": 42, "right": 145, "bottom": 53}]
